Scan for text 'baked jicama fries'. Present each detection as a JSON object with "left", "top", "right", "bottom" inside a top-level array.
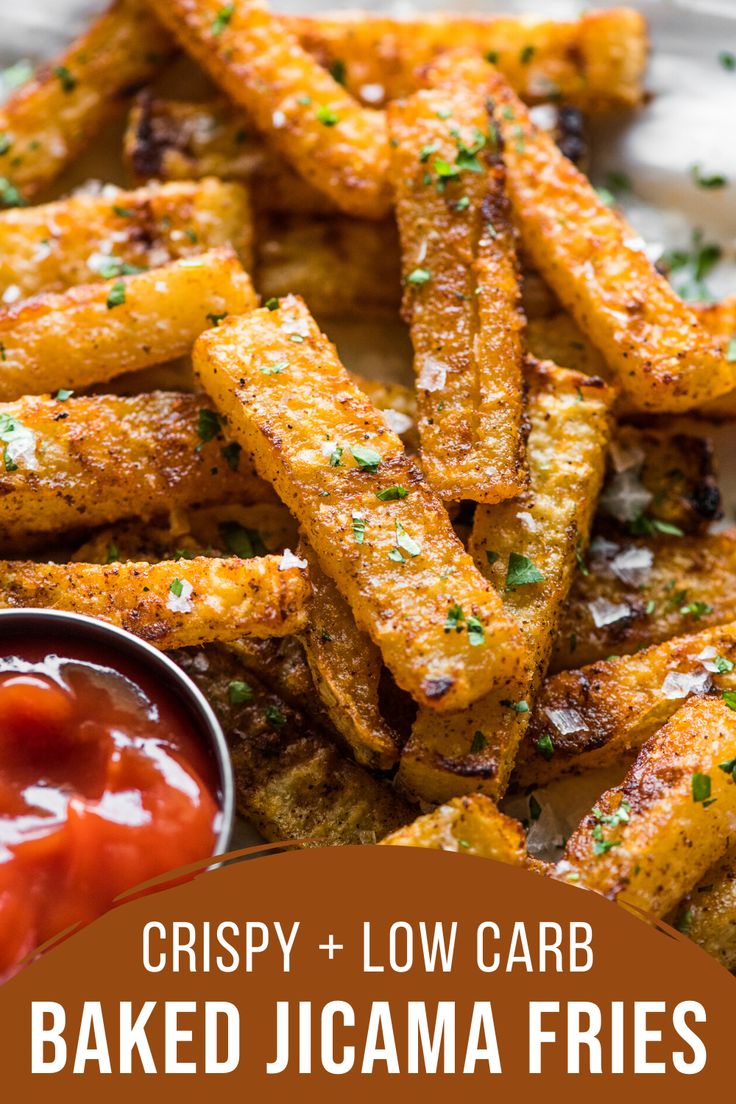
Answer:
[
  {"left": 0, "top": 555, "right": 310, "bottom": 647},
  {"left": 0, "top": 178, "right": 253, "bottom": 301},
  {"left": 148, "top": 0, "right": 392, "bottom": 219},
  {"left": 194, "top": 295, "right": 526, "bottom": 711},
  {"left": 0, "top": 0, "right": 173, "bottom": 206},
  {"left": 0, "top": 391, "right": 272, "bottom": 549},
  {"left": 299, "top": 542, "right": 401, "bottom": 770},
  {"left": 467, "top": 60, "right": 735, "bottom": 413},
  {"left": 558, "top": 695, "right": 736, "bottom": 918},
  {"left": 176, "top": 644, "right": 416, "bottom": 845},
  {"left": 389, "top": 82, "right": 525, "bottom": 503},
  {"left": 287, "top": 8, "right": 648, "bottom": 111},
  {"left": 398, "top": 359, "right": 615, "bottom": 803},
  {"left": 517, "top": 620, "right": 736, "bottom": 788},
  {"left": 553, "top": 529, "right": 736, "bottom": 671},
  {"left": 0, "top": 248, "right": 255, "bottom": 400}
]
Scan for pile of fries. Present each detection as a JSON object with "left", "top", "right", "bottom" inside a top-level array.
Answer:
[{"left": 1, "top": 0, "right": 736, "bottom": 970}]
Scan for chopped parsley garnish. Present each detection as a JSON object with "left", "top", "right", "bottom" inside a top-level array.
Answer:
[
  {"left": 352, "top": 513, "right": 366, "bottom": 544},
  {"left": 692, "top": 772, "right": 713, "bottom": 805},
  {"left": 105, "top": 541, "right": 119, "bottom": 564},
  {"left": 676, "top": 909, "right": 694, "bottom": 935},
  {"left": 170, "top": 578, "right": 184, "bottom": 598},
  {"left": 196, "top": 408, "right": 221, "bottom": 442},
  {"left": 0, "top": 177, "right": 24, "bottom": 208},
  {"left": 0, "top": 411, "right": 33, "bottom": 472},
  {"left": 629, "top": 514, "right": 684, "bottom": 538},
  {"left": 520, "top": 45, "right": 535, "bottom": 65},
  {"left": 595, "top": 187, "right": 616, "bottom": 207},
  {"left": 207, "top": 311, "right": 228, "bottom": 326},
  {"left": 0, "top": 60, "right": 32, "bottom": 91},
  {"left": 501, "top": 699, "right": 529, "bottom": 713},
  {"left": 714, "top": 656, "right": 735, "bottom": 674},
  {"left": 606, "top": 170, "right": 631, "bottom": 193},
  {"left": 375, "top": 485, "right": 408, "bottom": 501},
  {"left": 265, "top": 705, "right": 287, "bottom": 728},
  {"left": 691, "top": 164, "right": 728, "bottom": 190},
  {"left": 719, "top": 51, "right": 735, "bottom": 71},
  {"left": 445, "top": 604, "right": 463, "bottom": 632},
  {"left": 485, "top": 550, "right": 499, "bottom": 565},
  {"left": 536, "top": 733, "right": 555, "bottom": 760},
  {"left": 99, "top": 259, "right": 144, "bottom": 279},
  {"left": 54, "top": 66, "right": 77, "bottom": 93},
  {"left": 394, "top": 520, "right": 421, "bottom": 557},
  {"left": 329, "top": 59, "right": 346, "bottom": 85},
  {"left": 105, "top": 281, "right": 126, "bottom": 310},
  {"left": 453, "top": 196, "right": 470, "bottom": 212},
  {"left": 228, "top": 679, "right": 254, "bottom": 704},
  {"left": 405, "top": 267, "right": 431, "bottom": 286},
  {"left": 470, "top": 730, "right": 487, "bottom": 753},
  {"left": 221, "top": 441, "right": 241, "bottom": 470},
  {"left": 455, "top": 128, "right": 487, "bottom": 173},
  {"left": 660, "top": 229, "right": 722, "bottom": 301},
  {"left": 0, "top": 134, "right": 10, "bottom": 156},
  {"left": 466, "top": 615, "right": 485, "bottom": 647},
  {"left": 718, "top": 757, "right": 736, "bottom": 778},
  {"left": 220, "top": 522, "right": 264, "bottom": 559},
  {"left": 505, "top": 552, "right": 545, "bottom": 589},
  {"left": 316, "top": 105, "right": 340, "bottom": 127},
  {"left": 592, "top": 825, "right": 620, "bottom": 855},
  {"left": 419, "top": 142, "right": 439, "bottom": 163},
  {"left": 112, "top": 204, "right": 133, "bottom": 218},
  {"left": 328, "top": 445, "right": 343, "bottom": 467},
  {"left": 350, "top": 444, "right": 381, "bottom": 472},
  {"left": 680, "top": 600, "right": 713, "bottom": 620},
  {"left": 264, "top": 297, "right": 280, "bottom": 310},
  {"left": 444, "top": 604, "right": 484, "bottom": 644},
  {"left": 260, "top": 360, "right": 288, "bottom": 375},
  {"left": 722, "top": 689, "right": 736, "bottom": 711},
  {"left": 174, "top": 549, "right": 195, "bottom": 560},
  {"left": 211, "top": 4, "right": 235, "bottom": 35},
  {"left": 55, "top": 388, "right": 73, "bottom": 401},
  {"left": 726, "top": 337, "right": 736, "bottom": 363},
  {"left": 484, "top": 50, "right": 498, "bottom": 64}
]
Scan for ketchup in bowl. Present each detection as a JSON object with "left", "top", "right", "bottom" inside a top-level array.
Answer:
[{"left": 0, "top": 628, "right": 226, "bottom": 983}]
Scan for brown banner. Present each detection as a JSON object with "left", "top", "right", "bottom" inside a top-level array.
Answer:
[{"left": 1, "top": 846, "right": 732, "bottom": 1099}]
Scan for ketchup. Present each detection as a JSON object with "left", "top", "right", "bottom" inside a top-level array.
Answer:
[{"left": 0, "top": 640, "right": 220, "bottom": 982}]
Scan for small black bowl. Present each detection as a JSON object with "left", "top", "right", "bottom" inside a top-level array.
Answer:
[{"left": 0, "top": 608, "right": 235, "bottom": 857}]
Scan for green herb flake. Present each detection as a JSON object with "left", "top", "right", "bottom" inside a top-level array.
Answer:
[
  {"left": 105, "top": 541, "right": 119, "bottom": 564},
  {"left": 212, "top": 4, "right": 235, "bottom": 35},
  {"left": 470, "top": 730, "right": 487, "bottom": 754},
  {"left": 505, "top": 551, "right": 545, "bottom": 590},
  {"left": 726, "top": 337, "right": 736, "bottom": 363},
  {"left": 680, "top": 600, "right": 713, "bottom": 620},
  {"left": 207, "top": 311, "right": 228, "bottom": 326},
  {"left": 265, "top": 705, "right": 287, "bottom": 728},
  {"left": 722, "top": 689, "right": 736, "bottom": 711},
  {"left": 329, "top": 58, "right": 346, "bottom": 85},
  {"left": 170, "top": 578, "right": 184, "bottom": 598},
  {"left": 536, "top": 733, "right": 555, "bottom": 760},
  {"left": 328, "top": 445, "right": 343, "bottom": 467},
  {"left": 395, "top": 520, "right": 421, "bottom": 557},
  {"left": 0, "top": 177, "right": 25, "bottom": 208},
  {"left": 221, "top": 441, "right": 241, "bottom": 471},
  {"left": 445, "top": 604, "right": 463, "bottom": 632},
  {"left": 228, "top": 679, "right": 254, "bottom": 704},
  {"left": 105, "top": 281, "right": 126, "bottom": 310},
  {"left": 419, "top": 141, "right": 439, "bottom": 163},
  {"left": 720, "top": 51, "right": 736, "bottom": 71},
  {"left": 54, "top": 66, "right": 77, "bottom": 93},
  {"left": 316, "top": 105, "right": 340, "bottom": 127},
  {"left": 718, "top": 757, "right": 736, "bottom": 778},
  {"left": 264, "top": 297, "right": 280, "bottom": 310},
  {"left": 350, "top": 444, "right": 381, "bottom": 472},
  {"left": 485, "top": 550, "right": 499, "bottom": 566},
  {"left": 112, "top": 204, "right": 133, "bottom": 218},
  {"left": 405, "top": 267, "right": 431, "bottom": 286},
  {"left": 260, "top": 360, "right": 288, "bottom": 375},
  {"left": 466, "top": 615, "right": 485, "bottom": 647},
  {"left": 0, "top": 134, "right": 10, "bottom": 156},
  {"left": 691, "top": 163, "right": 728, "bottom": 190},
  {"left": 196, "top": 408, "right": 221, "bottom": 443},
  {"left": 453, "top": 196, "right": 470, "bottom": 212},
  {"left": 352, "top": 513, "right": 366, "bottom": 544},
  {"left": 676, "top": 909, "right": 694, "bottom": 935},
  {"left": 221, "top": 521, "right": 264, "bottom": 559},
  {"left": 520, "top": 45, "right": 536, "bottom": 65},
  {"left": 692, "top": 772, "right": 712, "bottom": 804},
  {"left": 55, "top": 388, "right": 73, "bottom": 401},
  {"left": 376, "top": 485, "right": 408, "bottom": 501},
  {"left": 714, "top": 655, "right": 735, "bottom": 674}
]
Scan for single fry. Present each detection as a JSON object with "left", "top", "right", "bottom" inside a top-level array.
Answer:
[
  {"left": 553, "top": 529, "right": 736, "bottom": 671},
  {"left": 476, "top": 62, "right": 734, "bottom": 413},
  {"left": 0, "top": 555, "right": 310, "bottom": 647},
  {"left": 0, "top": 391, "right": 271, "bottom": 548},
  {"left": 176, "top": 644, "right": 416, "bottom": 845},
  {"left": 398, "top": 359, "right": 615, "bottom": 803},
  {"left": 526, "top": 312, "right": 607, "bottom": 378},
  {"left": 674, "top": 851, "right": 736, "bottom": 971},
  {"left": 288, "top": 8, "right": 648, "bottom": 111},
  {"left": 559, "top": 696, "right": 736, "bottom": 917},
  {"left": 382, "top": 795, "right": 531, "bottom": 866},
  {"left": 147, "top": 0, "right": 392, "bottom": 219},
  {"left": 389, "top": 83, "right": 525, "bottom": 503},
  {"left": 0, "top": 248, "right": 255, "bottom": 400},
  {"left": 0, "top": 179, "right": 253, "bottom": 301},
  {"left": 0, "top": 0, "right": 173, "bottom": 205},
  {"left": 517, "top": 621, "right": 736, "bottom": 787},
  {"left": 299, "top": 543, "right": 400, "bottom": 769},
  {"left": 194, "top": 295, "right": 526, "bottom": 711}
]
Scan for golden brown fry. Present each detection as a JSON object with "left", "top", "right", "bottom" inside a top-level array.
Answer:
[
  {"left": 299, "top": 542, "right": 399, "bottom": 769},
  {"left": 0, "top": 0, "right": 173, "bottom": 205},
  {"left": 399, "top": 359, "right": 614, "bottom": 803},
  {"left": 0, "top": 179, "right": 253, "bottom": 301},
  {"left": 674, "top": 851, "right": 736, "bottom": 971},
  {"left": 0, "top": 555, "right": 310, "bottom": 647},
  {"left": 194, "top": 296, "right": 525, "bottom": 712},
  {"left": 0, "top": 391, "right": 271, "bottom": 548},
  {"left": 256, "top": 214, "right": 401, "bottom": 317},
  {"left": 176, "top": 644, "right": 416, "bottom": 844},
  {"left": 559, "top": 696, "right": 736, "bottom": 917},
  {"left": 0, "top": 248, "right": 254, "bottom": 400},
  {"left": 553, "top": 529, "right": 736, "bottom": 671},
  {"left": 471, "top": 62, "right": 734, "bottom": 413},
  {"left": 526, "top": 312, "right": 606, "bottom": 378},
  {"left": 597, "top": 424, "right": 722, "bottom": 538},
  {"left": 288, "top": 8, "right": 648, "bottom": 111},
  {"left": 147, "top": 0, "right": 392, "bottom": 219},
  {"left": 517, "top": 621, "right": 736, "bottom": 788},
  {"left": 382, "top": 794, "right": 530, "bottom": 865},
  {"left": 389, "top": 84, "right": 525, "bottom": 503}
]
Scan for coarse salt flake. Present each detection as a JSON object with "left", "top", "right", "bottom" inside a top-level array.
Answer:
[
  {"left": 660, "top": 670, "right": 711, "bottom": 700},
  {"left": 167, "top": 579, "right": 194, "bottom": 614},
  {"left": 417, "top": 356, "right": 448, "bottom": 392},
  {"left": 279, "top": 548, "right": 307, "bottom": 571},
  {"left": 544, "top": 708, "right": 589, "bottom": 735},
  {"left": 588, "top": 598, "right": 631, "bottom": 628}
]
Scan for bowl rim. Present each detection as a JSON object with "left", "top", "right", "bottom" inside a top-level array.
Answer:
[{"left": 0, "top": 607, "right": 235, "bottom": 858}]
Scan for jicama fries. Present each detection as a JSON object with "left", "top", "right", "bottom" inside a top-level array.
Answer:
[
  {"left": 176, "top": 644, "right": 416, "bottom": 845},
  {"left": 0, "top": 555, "right": 310, "bottom": 647},
  {"left": 0, "top": 0, "right": 172, "bottom": 205},
  {"left": 288, "top": 8, "right": 648, "bottom": 111},
  {"left": 553, "top": 529, "right": 736, "bottom": 671},
  {"left": 148, "top": 0, "right": 392, "bottom": 218},
  {"left": 382, "top": 794, "right": 531, "bottom": 866},
  {"left": 0, "top": 248, "right": 254, "bottom": 400},
  {"left": 0, "top": 391, "right": 271, "bottom": 548},
  {"left": 674, "top": 852, "right": 736, "bottom": 970},
  {"left": 474, "top": 61, "right": 735, "bottom": 413},
  {"left": 0, "top": 179, "right": 253, "bottom": 300},
  {"left": 559, "top": 695, "right": 736, "bottom": 917},
  {"left": 194, "top": 296, "right": 526, "bottom": 711},
  {"left": 517, "top": 621, "right": 736, "bottom": 787},
  {"left": 399, "top": 359, "right": 614, "bottom": 803},
  {"left": 389, "top": 82, "right": 525, "bottom": 503}
]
